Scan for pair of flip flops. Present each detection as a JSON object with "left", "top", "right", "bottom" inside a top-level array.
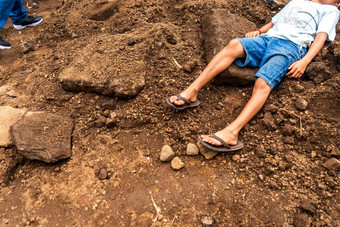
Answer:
[
  {"left": 198, "top": 134, "right": 243, "bottom": 152},
  {"left": 166, "top": 95, "right": 200, "bottom": 110}
]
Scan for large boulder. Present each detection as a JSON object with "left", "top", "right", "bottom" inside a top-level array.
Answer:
[
  {"left": 10, "top": 112, "right": 74, "bottom": 163},
  {"left": 0, "top": 106, "right": 27, "bottom": 147},
  {"left": 202, "top": 9, "right": 258, "bottom": 85},
  {"left": 59, "top": 34, "right": 145, "bottom": 98}
]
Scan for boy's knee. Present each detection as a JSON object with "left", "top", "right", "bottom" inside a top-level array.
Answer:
[
  {"left": 254, "top": 78, "right": 271, "bottom": 93},
  {"left": 226, "top": 39, "right": 244, "bottom": 56}
]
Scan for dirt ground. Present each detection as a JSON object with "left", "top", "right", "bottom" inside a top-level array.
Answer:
[{"left": 0, "top": 0, "right": 339, "bottom": 226}]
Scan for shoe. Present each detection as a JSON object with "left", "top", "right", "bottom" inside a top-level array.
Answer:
[
  {"left": 0, "top": 37, "right": 11, "bottom": 49},
  {"left": 166, "top": 95, "right": 200, "bottom": 110},
  {"left": 13, "top": 16, "right": 43, "bottom": 30},
  {"left": 198, "top": 134, "right": 243, "bottom": 152}
]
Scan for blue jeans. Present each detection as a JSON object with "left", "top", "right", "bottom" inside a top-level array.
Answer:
[
  {"left": 0, "top": 0, "right": 27, "bottom": 29},
  {"left": 235, "top": 36, "right": 307, "bottom": 89}
]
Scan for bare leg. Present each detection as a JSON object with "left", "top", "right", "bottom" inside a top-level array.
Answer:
[
  {"left": 201, "top": 78, "right": 271, "bottom": 146},
  {"left": 169, "top": 39, "right": 246, "bottom": 105}
]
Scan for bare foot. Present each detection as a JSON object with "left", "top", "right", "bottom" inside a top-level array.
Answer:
[
  {"left": 169, "top": 89, "right": 198, "bottom": 106},
  {"left": 200, "top": 128, "right": 238, "bottom": 146}
]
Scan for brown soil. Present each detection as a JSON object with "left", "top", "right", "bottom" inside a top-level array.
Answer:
[{"left": 0, "top": 0, "right": 339, "bottom": 226}]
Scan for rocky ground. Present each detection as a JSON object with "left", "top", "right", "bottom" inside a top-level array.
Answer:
[{"left": 0, "top": 0, "right": 339, "bottom": 226}]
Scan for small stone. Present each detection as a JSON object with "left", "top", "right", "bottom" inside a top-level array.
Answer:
[
  {"left": 262, "top": 112, "right": 277, "bottom": 130},
  {"left": 299, "top": 200, "right": 316, "bottom": 215},
  {"left": 293, "top": 213, "right": 310, "bottom": 227},
  {"left": 105, "top": 118, "right": 116, "bottom": 128},
  {"left": 22, "top": 43, "right": 33, "bottom": 53},
  {"left": 200, "top": 216, "right": 214, "bottom": 226},
  {"left": 282, "top": 124, "right": 295, "bottom": 136},
  {"left": 311, "top": 151, "right": 317, "bottom": 158},
  {"left": 295, "top": 98, "right": 308, "bottom": 111},
  {"left": 186, "top": 143, "right": 199, "bottom": 156},
  {"left": 322, "top": 158, "right": 340, "bottom": 171},
  {"left": 330, "top": 148, "right": 340, "bottom": 157},
  {"left": 98, "top": 168, "right": 108, "bottom": 180},
  {"left": 171, "top": 157, "right": 184, "bottom": 170},
  {"left": 255, "top": 146, "right": 266, "bottom": 158},
  {"left": 94, "top": 116, "right": 106, "bottom": 127},
  {"left": 295, "top": 84, "right": 305, "bottom": 93},
  {"left": 197, "top": 141, "right": 218, "bottom": 159},
  {"left": 160, "top": 145, "right": 175, "bottom": 162},
  {"left": 269, "top": 180, "right": 279, "bottom": 190},
  {"left": 278, "top": 161, "right": 288, "bottom": 171},
  {"left": 232, "top": 154, "right": 240, "bottom": 162}
]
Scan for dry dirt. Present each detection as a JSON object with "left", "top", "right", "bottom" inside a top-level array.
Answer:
[{"left": 0, "top": 0, "right": 339, "bottom": 226}]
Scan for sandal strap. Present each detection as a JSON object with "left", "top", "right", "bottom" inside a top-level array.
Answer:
[
  {"left": 209, "top": 134, "right": 230, "bottom": 148},
  {"left": 176, "top": 95, "right": 191, "bottom": 104}
]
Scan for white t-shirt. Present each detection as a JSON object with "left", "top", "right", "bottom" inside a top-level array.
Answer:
[{"left": 263, "top": 0, "right": 339, "bottom": 48}]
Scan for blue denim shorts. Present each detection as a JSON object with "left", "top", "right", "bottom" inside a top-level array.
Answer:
[{"left": 234, "top": 36, "right": 307, "bottom": 89}]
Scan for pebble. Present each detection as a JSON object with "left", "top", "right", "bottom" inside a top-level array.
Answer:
[
  {"left": 200, "top": 216, "right": 214, "bottom": 226},
  {"left": 322, "top": 158, "right": 340, "bottom": 171},
  {"left": 232, "top": 154, "right": 240, "bottom": 162},
  {"left": 186, "top": 143, "right": 199, "bottom": 156},
  {"left": 299, "top": 200, "right": 316, "bottom": 215},
  {"left": 98, "top": 168, "right": 108, "bottom": 180},
  {"left": 22, "top": 43, "right": 33, "bottom": 53},
  {"left": 295, "top": 98, "right": 308, "bottom": 111},
  {"left": 171, "top": 157, "right": 184, "bottom": 170},
  {"left": 160, "top": 145, "right": 175, "bottom": 162}
]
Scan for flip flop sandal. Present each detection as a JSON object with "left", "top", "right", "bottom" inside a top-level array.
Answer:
[
  {"left": 166, "top": 95, "right": 200, "bottom": 110},
  {"left": 198, "top": 134, "right": 243, "bottom": 152}
]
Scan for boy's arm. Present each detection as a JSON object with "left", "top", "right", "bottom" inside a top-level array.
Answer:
[
  {"left": 286, "top": 32, "right": 328, "bottom": 78},
  {"left": 245, "top": 22, "right": 274, "bottom": 38}
]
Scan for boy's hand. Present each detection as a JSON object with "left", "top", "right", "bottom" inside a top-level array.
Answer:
[
  {"left": 286, "top": 59, "right": 309, "bottom": 78},
  {"left": 245, "top": 30, "right": 261, "bottom": 38}
]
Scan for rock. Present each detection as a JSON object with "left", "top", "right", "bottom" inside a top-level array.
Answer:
[
  {"left": 202, "top": 10, "right": 257, "bottom": 85},
  {"left": 182, "top": 60, "right": 197, "bottom": 73},
  {"left": 293, "top": 213, "right": 310, "bottom": 227},
  {"left": 299, "top": 200, "right": 316, "bottom": 215},
  {"left": 197, "top": 141, "right": 218, "bottom": 160},
  {"left": 160, "top": 145, "right": 175, "bottom": 162},
  {"left": 305, "top": 62, "right": 332, "bottom": 83},
  {"left": 22, "top": 43, "right": 33, "bottom": 53},
  {"left": 295, "top": 98, "right": 308, "bottom": 111},
  {"left": 269, "top": 180, "right": 279, "bottom": 189},
  {"left": 186, "top": 143, "right": 199, "bottom": 156},
  {"left": 278, "top": 161, "right": 289, "bottom": 171},
  {"left": 330, "top": 148, "right": 340, "bottom": 158},
  {"left": 105, "top": 117, "right": 116, "bottom": 128},
  {"left": 11, "top": 112, "right": 73, "bottom": 163},
  {"left": 274, "top": 112, "right": 285, "bottom": 125},
  {"left": 264, "top": 104, "right": 279, "bottom": 113},
  {"left": 255, "top": 146, "right": 266, "bottom": 158},
  {"left": 232, "top": 154, "right": 240, "bottom": 162},
  {"left": 282, "top": 124, "right": 295, "bottom": 136},
  {"left": 265, "top": 0, "right": 290, "bottom": 9},
  {"left": 322, "top": 158, "right": 340, "bottom": 171},
  {"left": 262, "top": 112, "right": 277, "bottom": 130},
  {"left": 200, "top": 216, "right": 215, "bottom": 226},
  {"left": 59, "top": 34, "right": 146, "bottom": 98},
  {"left": 97, "top": 168, "right": 108, "bottom": 180},
  {"left": 171, "top": 157, "right": 184, "bottom": 170},
  {"left": 0, "top": 106, "right": 27, "bottom": 147},
  {"left": 284, "top": 136, "right": 295, "bottom": 145},
  {"left": 94, "top": 116, "right": 106, "bottom": 127}
]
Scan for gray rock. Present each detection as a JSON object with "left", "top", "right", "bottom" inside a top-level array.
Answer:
[
  {"left": 0, "top": 106, "right": 27, "bottom": 147},
  {"left": 186, "top": 143, "right": 199, "bottom": 156},
  {"left": 160, "top": 145, "right": 175, "bottom": 162},
  {"left": 171, "top": 157, "right": 184, "bottom": 170},
  {"left": 11, "top": 112, "right": 74, "bottom": 163},
  {"left": 295, "top": 98, "right": 308, "bottom": 111},
  {"left": 323, "top": 158, "right": 340, "bottom": 171},
  {"left": 201, "top": 216, "right": 215, "bottom": 226},
  {"left": 197, "top": 141, "right": 218, "bottom": 160},
  {"left": 202, "top": 10, "right": 257, "bottom": 85}
]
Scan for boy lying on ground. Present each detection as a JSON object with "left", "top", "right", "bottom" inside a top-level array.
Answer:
[{"left": 166, "top": 0, "right": 339, "bottom": 152}]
